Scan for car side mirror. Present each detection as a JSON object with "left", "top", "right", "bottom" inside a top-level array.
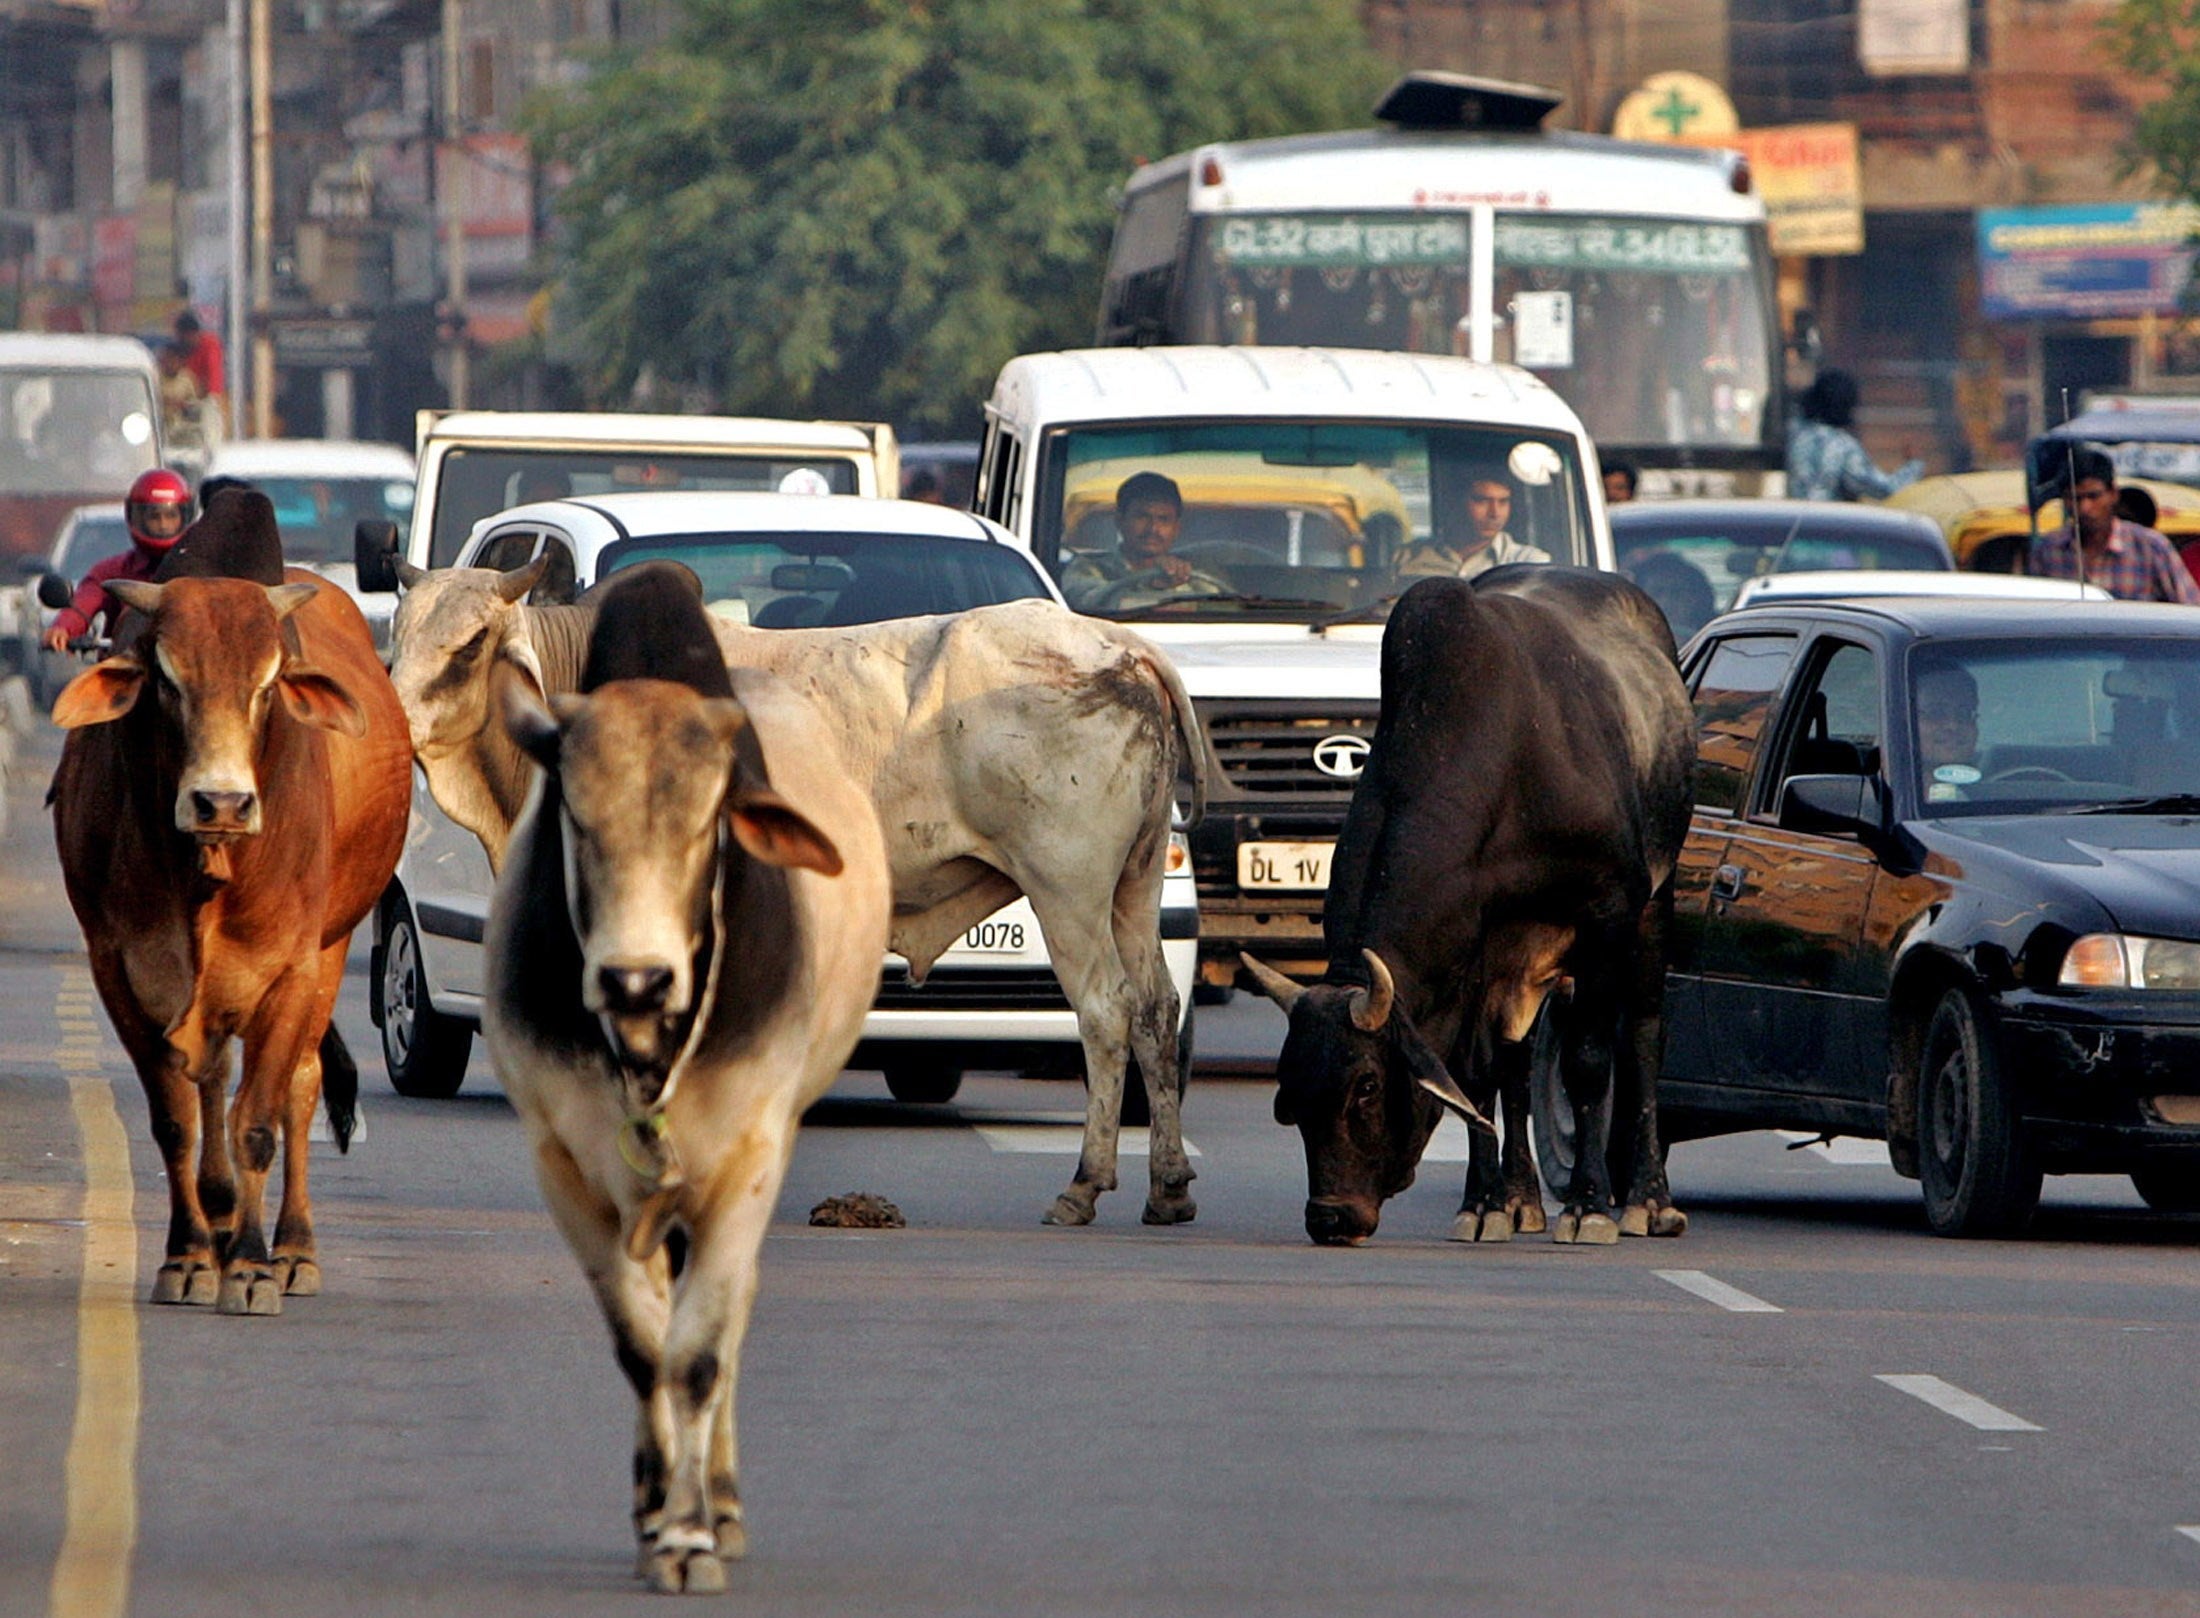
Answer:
[
  {"left": 35, "top": 571, "right": 73, "bottom": 610},
  {"left": 1778, "top": 772, "right": 1887, "bottom": 839},
  {"left": 354, "top": 519, "right": 401, "bottom": 593}
]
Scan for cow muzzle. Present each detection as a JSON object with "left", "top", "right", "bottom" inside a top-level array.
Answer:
[
  {"left": 179, "top": 786, "right": 260, "bottom": 836},
  {"left": 588, "top": 955, "right": 692, "bottom": 1078},
  {"left": 1304, "top": 1197, "right": 1379, "bottom": 1247}
]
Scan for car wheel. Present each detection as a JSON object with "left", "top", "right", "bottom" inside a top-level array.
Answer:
[
  {"left": 2129, "top": 1164, "right": 2200, "bottom": 1214},
  {"left": 1917, "top": 989, "right": 2040, "bottom": 1236},
  {"left": 1527, "top": 1016, "right": 1612, "bottom": 1198},
  {"left": 381, "top": 907, "right": 473, "bottom": 1099},
  {"left": 883, "top": 1058, "right": 964, "bottom": 1105}
]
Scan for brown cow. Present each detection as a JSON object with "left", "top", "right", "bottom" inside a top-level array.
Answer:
[{"left": 50, "top": 570, "right": 410, "bottom": 1314}]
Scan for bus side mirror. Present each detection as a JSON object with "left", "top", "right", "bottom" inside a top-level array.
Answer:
[
  {"left": 36, "top": 572, "right": 73, "bottom": 610},
  {"left": 354, "top": 520, "right": 401, "bottom": 593}
]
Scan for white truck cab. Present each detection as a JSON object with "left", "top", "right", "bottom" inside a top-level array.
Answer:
[{"left": 976, "top": 345, "right": 1610, "bottom": 986}]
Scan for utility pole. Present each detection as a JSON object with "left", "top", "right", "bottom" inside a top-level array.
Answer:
[
  {"left": 249, "top": 0, "right": 274, "bottom": 435},
  {"left": 226, "top": 0, "right": 249, "bottom": 436},
  {"left": 441, "top": 0, "right": 469, "bottom": 408}
]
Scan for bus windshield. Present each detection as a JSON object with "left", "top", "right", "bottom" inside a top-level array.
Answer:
[
  {"left": 1034, "top": 419, "right": 1593, "bottom": 622},
  {"left": 1179, "top": 210, "right": 1774, "bottom": 455},
  {"left": 0, "top": 368, "right": 160, "bottom": 494}
]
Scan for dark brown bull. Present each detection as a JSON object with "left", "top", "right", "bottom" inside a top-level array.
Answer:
[{"left": 50, "top": 570, "right": 410, "bottom": 1314}]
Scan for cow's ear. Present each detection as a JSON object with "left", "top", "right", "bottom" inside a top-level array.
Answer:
[
  {"left": 1397, "top": 1017, "right": 1494, "bottom": 1134},
  {"left": 277, "top": 664, "right": 367, "bottom": 736},
  {"left": 497, "top": 664, "right": 564, "bottom": 769},
  {"left": 51, "top": 656, "right": 147, "bottom": 728},
  {"left": 495, "top": 631, "right": 546, "bottom": 703},
  {"left": 729, "top": 788, "right": 843, "bottom": 877}
]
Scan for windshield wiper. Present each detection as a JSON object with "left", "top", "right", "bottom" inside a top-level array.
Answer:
[
  {"left": 1096, "top": 590, "right": 1339, "bottom": 618},
  {"left": 1310, "top": 595, "right": 1403, "bottom": 631},
  {"left": 2071, "top": 794, "right": 2200, "bottom": 815}
]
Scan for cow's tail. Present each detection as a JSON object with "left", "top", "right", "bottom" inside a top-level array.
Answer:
[
  {"left": 319, "top": 1023, "right": 359, "bottom": 1153},
  {"left": 1143, "top": 647, "right": 1207, "bottom": 828}
]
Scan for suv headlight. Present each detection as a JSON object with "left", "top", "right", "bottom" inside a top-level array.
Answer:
[{"left": 2059, "top": 934, "right": 2200, "bottom": 989}]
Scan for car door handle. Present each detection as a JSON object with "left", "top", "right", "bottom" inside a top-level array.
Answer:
[{"left": 1711, "top": 864, "right": 1745, "bottom": 903}]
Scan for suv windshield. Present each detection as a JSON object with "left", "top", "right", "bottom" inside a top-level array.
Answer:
[
  {"left": 1033, "top": 420, "right": 1592, "bottom": 621},
  {"left": 429, "top": 449, "right": 861, "bottom": 565},
  {"left": 0, "top": 370, "right": 159, "bottom": 494},
  {"left": 598, "top": 532, "right": 1049, "bottom": 627},
  {"left": 255, "top": 475, "right": 415, "bottom": 564},
  {"left": 1915, "top": 638, "right": 2200, "bottom": 815}
]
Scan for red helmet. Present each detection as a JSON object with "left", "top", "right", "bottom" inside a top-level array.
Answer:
[{"left": 125, "top": 468, "right": 192, "bottom": 550}]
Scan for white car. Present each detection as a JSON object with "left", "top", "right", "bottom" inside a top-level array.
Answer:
[
  {"left": 200, "top": 438, "right": 418, "bottom": 647},
  {"left": 371, "top": 491, "right": 1200, "bottom": 1109}
]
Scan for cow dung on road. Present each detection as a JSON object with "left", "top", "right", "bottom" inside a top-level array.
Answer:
[{"left": 809, "top": 1192, "right": 906, "bottom": 1229}]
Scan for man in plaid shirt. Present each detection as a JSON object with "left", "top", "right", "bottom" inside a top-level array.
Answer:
[{"left": 2027, "top": 449, "right": 2200, "bottom": 603}]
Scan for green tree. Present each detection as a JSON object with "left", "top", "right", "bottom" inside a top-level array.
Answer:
[
  {"left": 528, "top": 0, "right": 1385, "bottom": 435},
  {"left": 2110, "top": 0, "right": 2200, "bottom": 197}
]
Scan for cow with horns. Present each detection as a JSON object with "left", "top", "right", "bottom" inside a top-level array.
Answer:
[
  {"left": 482, "top": 568, "right": 890, "bottom": 1590},
  {"left": 1244, "top": 567, "right": 1694, "bottom": 1247},
  {"left": 49, "top": 491, "right": 410, "bottom": 1312}
]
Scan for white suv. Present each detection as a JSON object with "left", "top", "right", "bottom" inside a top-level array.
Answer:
[
  {"left": 976, "top": 345, "right": 1611, "bottom": 990},
  {"left": 371, "top": 491, "right": 1199, "bottom": 1108}
]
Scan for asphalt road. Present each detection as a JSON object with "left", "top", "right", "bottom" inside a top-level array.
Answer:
[{"left": 7, "top": 707, "right": 2200, "bottom": 1616}]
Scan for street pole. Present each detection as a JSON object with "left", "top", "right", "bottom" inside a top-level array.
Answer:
[
  {"left": 225, "top": 0, "right": 249, "bottom": 437},
  {"left": 441, "top": 0, "right": 469, "bottom": 409},
  {"left": 249, "top": 0, "right": 274, "bottom": 436}
]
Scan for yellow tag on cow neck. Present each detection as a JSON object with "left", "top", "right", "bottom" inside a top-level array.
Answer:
[{"left": 617, "top": 1109, "right": 682, "bottom": 1188}]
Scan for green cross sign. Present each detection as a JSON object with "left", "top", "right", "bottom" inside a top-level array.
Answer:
[{"left": 1652, "top": 86, "right": 1702, "bottom": 136}]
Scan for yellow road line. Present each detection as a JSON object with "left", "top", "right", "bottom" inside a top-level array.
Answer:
[{"left": 47, "top": 966, "right": 140, "bottom": 1618}]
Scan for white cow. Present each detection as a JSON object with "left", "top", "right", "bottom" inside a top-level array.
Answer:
[
  {"left": 391, "top": 559, "right": 1203, "bottom": 1227},
  {"left": 484, "top": 571, "right": 891, "bottom": 1591}
]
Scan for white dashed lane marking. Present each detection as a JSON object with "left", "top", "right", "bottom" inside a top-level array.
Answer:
[
  {"left": 1655, "top": 1269, "right": 1782, "bottom": 1313},
  {"left": 2176, "top": 1527, "right": 2200, "bottom": 1549},
  {"left": 1875, "top": 1374, "right": 2042, "bottom": 1432}
]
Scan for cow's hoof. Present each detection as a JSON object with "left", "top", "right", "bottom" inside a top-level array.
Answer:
[
  {"left": 1552, "top": 1211, "right": 1621, "bottom": 1246},
  {"left": 714, "top": 1515, "right": 747, "bottom": 1562},
  {"left": 1449, "top": 1208, "right": 1514, "bottom": 1243},
  {"left": 274, "top": 1256, "right": 321, "bottom": 1296},
  {"left": 646, "top": 1547, "right": 725, "bottom": 1595},
  {"left": 1142, "top": 1192, "right": 1197, "bottom": 1225},
  {"left": 151, "top": 1259, "right": 217, "bottom": 1306},
  {"left": 1512, "top": 1201, "right": 1548, "bottom": 1236},
  {"left": 1042, "top": 1189, "right": 1098, "bottom": 1227},
  {"left": 216, "top": 1268, "right": 283, "bottom": 1316},
  {"left": 1649, "top": 1205, "right": 1688, "bottom": 1237},
  {"left": 1619, "top": 1204, "right": 1650, "bottom": 1238}
]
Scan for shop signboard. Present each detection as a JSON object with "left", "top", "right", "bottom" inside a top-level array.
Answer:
[{"left": 1978, "top": 202, "right": 2200, "bottom": 320}]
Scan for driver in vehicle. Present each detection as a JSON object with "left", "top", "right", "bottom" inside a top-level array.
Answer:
[
  {"left": 1395, "top": 463, "right": 1551, "bottom": 580},
  {"left": 1917, "top": 663, "right": 1981, "bottom": 803},
  {"left": 1060, "top": 472, "right": 1226, "bottom": 611}
]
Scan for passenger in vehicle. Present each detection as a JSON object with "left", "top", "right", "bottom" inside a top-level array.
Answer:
[
  {"left": 1060, "top": 472, "right": 1226, "bottom": 610},
  {"left": 1603, "top": 458, "right": 1639, "bottom": 505},
  {"left": 1626, "top": 549, "right": 1716, "bottom": 643},
  {"left": 1916, "top": 663, "right": 1980, "bottom": 802},
  {"left": 1395, "top": 463, "right": 1551, "bottom": 580}
]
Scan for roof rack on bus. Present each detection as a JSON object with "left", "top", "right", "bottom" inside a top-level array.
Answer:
[{"left": 1373, "top": 71, "right": 1564, "bottom": 131}]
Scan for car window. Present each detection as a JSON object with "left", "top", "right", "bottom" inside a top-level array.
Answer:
[
  {"left": 243, "top": 474, "right": 414, "bottom": 564},
  {"left": 1689, "top": 632, "right": 1799, "bottom": 813},
  {"left": 1760, "top": 640, "right": 1881, "bottom": 818},
  {"left": 473, "top": 528, "right": 578, "bottom": 605},
  {"left": 59, "top": 515, "right": 130, "bottom": 579},
  {"left": 597, "top": 532, "right": 1050, "bottom": 627},
  {"left": 1912, "top": 637, "right": 2200, "bottom": 813},
  {"left": 1616, "top": 514, "right": 1948, "bottom": 630}
]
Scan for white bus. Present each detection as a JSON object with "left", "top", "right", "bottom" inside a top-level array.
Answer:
[{"left": 1097, "top": 72, "right": 1785, "bottom": 496}]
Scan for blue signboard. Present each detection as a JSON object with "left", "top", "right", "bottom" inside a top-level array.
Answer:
[{"left": 1977, "top": 203, "right": 2200, "bottom": 321}]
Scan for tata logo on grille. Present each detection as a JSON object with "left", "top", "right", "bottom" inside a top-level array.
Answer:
[{"left": 1312, "top": 735, "right": 1371, "bottom": 779}]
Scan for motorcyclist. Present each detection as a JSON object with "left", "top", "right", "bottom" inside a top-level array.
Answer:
[{"left": 41, "top": 468, "right": 193, "bottom": 652}]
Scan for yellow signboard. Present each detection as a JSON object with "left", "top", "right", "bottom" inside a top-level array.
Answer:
[{"left": 1662, "top": 122, "right": 1864, "bottom": 258}]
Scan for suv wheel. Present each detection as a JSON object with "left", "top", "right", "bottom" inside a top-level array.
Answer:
[
  {"left": 381, "top": 906, "right": 473, "bottom": 1099},
  {"left": 884, "top": 1058, "right": 964, "bottom": 1105},
  {"left": 1918, "top": 989, "right": 2039, "bottom": 1236}
]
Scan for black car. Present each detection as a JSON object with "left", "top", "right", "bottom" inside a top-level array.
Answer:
[
  {"left": 1620, "top": 598, "right": 2200, "bottom": 1235},
  {"left": 1612, "top": 498, "right": 1953, "bottom": 644}
]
